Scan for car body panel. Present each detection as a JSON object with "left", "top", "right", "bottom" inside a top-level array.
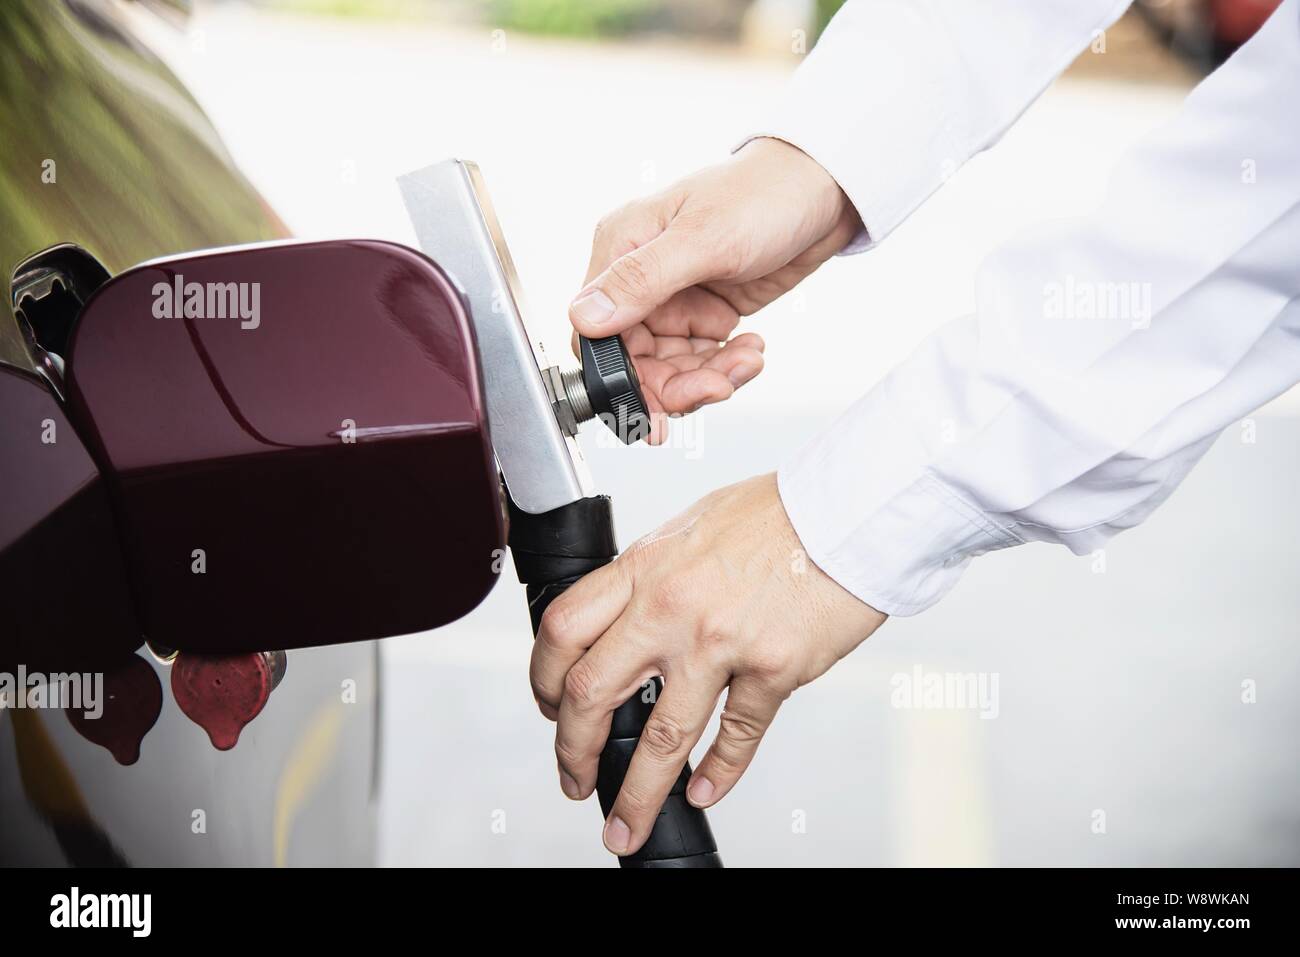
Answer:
[
  {"left": 1, "top": 0, "right": 379, "bottom": 866},
  {"left": 0, "top": 363, "right": 141, "bottom": 674},
  {"left": 64, "top": 240, "right": 502, "bottom": 653}
]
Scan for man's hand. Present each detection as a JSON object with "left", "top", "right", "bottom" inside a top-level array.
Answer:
[
  {"left": 530, "top": 474, "right": 886, "bottom": 856},
  {"left": 570, "top": 138, "right": 861, "bottom": 443}
]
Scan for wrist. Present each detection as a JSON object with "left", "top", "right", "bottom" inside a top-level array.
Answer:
[{"left": 738, "top": 135, "right": 854, "bottom": 233}]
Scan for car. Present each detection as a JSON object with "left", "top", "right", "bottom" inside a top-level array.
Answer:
[
  {"left": 1, "top": 0, "right": 716, "bottom": 870},
  {"left": 0, "top": 0, "right": 380, "bottom": 867}
]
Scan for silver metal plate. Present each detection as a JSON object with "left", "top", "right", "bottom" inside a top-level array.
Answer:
[{"left": 397, "top": 159, "right": 592, "bottom": 513}]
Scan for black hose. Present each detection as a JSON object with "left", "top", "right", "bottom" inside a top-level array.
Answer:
[{"left": 509, "top": 494, "right": 722, "bottom": 868}]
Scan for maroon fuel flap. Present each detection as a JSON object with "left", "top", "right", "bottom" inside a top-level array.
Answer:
[{"left": 64, "top": 240, "right": 504, "bottom": 653}]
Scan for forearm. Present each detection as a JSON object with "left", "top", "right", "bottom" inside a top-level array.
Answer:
[{"left": 781, "top": 0, "right": 1300, "bottom": 615}]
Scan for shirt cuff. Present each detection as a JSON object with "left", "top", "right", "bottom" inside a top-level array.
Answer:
[{"left": 777, "top": 381, "right": 1023, "bottom": 617}]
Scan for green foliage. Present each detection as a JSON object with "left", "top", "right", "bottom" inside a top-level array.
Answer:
[
  {"left": 265, "top": 0, "right": 432, "bottom": 19},
  {"left": 489, "top": 0, "right": 660, "bottom": 38},
  {"left": 815, "top": 0, "right": 847, "bottom": 39}
]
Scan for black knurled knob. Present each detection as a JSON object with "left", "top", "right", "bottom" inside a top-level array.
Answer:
[{"left": 579, "top": 335, "right": 650, "bottom": 444}]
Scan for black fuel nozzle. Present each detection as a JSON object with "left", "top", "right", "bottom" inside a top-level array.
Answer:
[{"left": 542, "top": 335, "right": 650, "bottom": 444}]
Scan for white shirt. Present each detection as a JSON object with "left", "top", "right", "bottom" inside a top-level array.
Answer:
[{"left": 757, "top": 0, "right": 1300, "bottom": 616}]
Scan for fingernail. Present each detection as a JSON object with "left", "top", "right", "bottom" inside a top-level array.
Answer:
[
  {"left": 570, "top": 289, "right": 616, "bottom": 328},
  {"left": 603, "top": 815, "right": 631, "bottom": 854},
  {"left": 687, "top": 776, "right": 715, "bottom": 807},
  {"left": 560, "top": 769, "right": 581, "bottom": 800}
]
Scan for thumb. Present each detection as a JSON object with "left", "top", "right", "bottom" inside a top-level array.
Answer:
[{"left": 569, "top": 227, "right": 715, "bottom": 336}]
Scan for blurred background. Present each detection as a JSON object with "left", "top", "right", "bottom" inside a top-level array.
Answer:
[{"left": 121, "top": 0, "right": 1297, "bottom": 865}]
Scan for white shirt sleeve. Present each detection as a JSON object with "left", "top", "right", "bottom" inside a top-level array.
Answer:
[
  {"left": 776, "top": 0, "right": 1300, "bottom": 616},
  {"left": 752, "top": 0, "right": 1132, "bottom": 248}
]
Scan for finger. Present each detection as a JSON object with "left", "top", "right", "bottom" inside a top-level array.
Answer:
[
  {"left": 622, "top": 323, "right": 655, "bottom": 358},
  {"left": 597, "top": 363, "right": 671, "bottom": 446},
  {"left": 656, "top": 367, "right": 734, "bottom": 414},
  {"left": 647, "top": 409, "right": 671, "bottom": 446},
  {"left": 530, "top": 560, "right": 632, "bottom": 714},
  {"left": 632, "top": 358, "right": 732, "bottom": 417},
  {"left": 603, "top": 673, "right": 725, "bottom": 856},
  {"left": 652, "top": 336, "right": 696, "bottom": 360},
  {"left": 656, "top": 328, "right": 762, "bottom": 360},
  {"left": 686, "top": 677, "right": 784, "bottom": 809},
  {"left": 710, "top": 331, "right": 765, "bottom": 356},
  {"left": 665, "top": 335, "right": 765, "bottom": 389},
  {"left": 687, "top": 337, "right": 724, "bottom": 353},
  {"left": 581, "top": 287, "right": 738, "bottom": 360},
  {"left": 640, "top": 286, "right": 741, "bottom": 342},
  {"left": 633, "top": 341, "right": 764, "bottom": 421},
  {"left": 572, "top": 323, "right": 655, "bottom": 361},
  {"left": 701, "top": 338, "right": 765, "bottom": 391},
  {"left": 553, "top": 619, "right": 659, "bottom": 799},
  {"left": 570, "top": 226, "right": 719, "bottom": 337}
]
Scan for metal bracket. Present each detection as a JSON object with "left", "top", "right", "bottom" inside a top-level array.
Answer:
[{"left": 397, "top": 160, "right": 593, "bottom": 514}]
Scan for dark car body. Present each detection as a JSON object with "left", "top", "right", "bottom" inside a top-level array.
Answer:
[{"left": 1, "top": 0, "right": 379, "bottom": 866}]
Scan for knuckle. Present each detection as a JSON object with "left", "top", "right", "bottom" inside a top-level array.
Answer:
[
  {"left": 529, "top": 674, "right": 553, "bottom": 707},
  {"left": 696, "top": 613, "right": 737, "bottom": 649},
  {"left": 608, "top": 249, "right": 657, "bottom": 303},
  {"left": 644, "top": 572, "right": 692, "bottom": 618},
  {"left": 562, "top": 660, "right": 602, "bottom": 709},
  {"left": 537, "top": 599, "right": 578, "bottom": 650},
  {"left": 718, "top": 707, "right": 766, "bottom": 748},
  {"left": 709, "top": 746, "right": 746, "bottom": 778},
  {"left": 591, "top": 213, "right": 618, "bottom": 251},
  {"left": 594, "top": 202, "right": 631, "bottom": 239},
  {"left": 554, "top": 737, "right": 585, "bottom": 771},
  {"left": 640, "top": 712, "right": 689, "bottom": 761},
  {"left": 707, "top": 743, "right": 746, "bottom": 778},
  {"left": 617, "top": 779, "right": 657, "bottom": 817},
  {"left": 745, "top": 645, "right": 796, "bottom": 682}
]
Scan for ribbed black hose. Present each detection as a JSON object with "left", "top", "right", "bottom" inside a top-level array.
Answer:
[{"left": 509, "top": 495, "right": 722, "bottom": 868}]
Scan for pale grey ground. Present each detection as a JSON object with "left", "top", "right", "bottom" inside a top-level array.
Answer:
[{"left": 131, "top": 2, "right": 1300, "bottom": 866}]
